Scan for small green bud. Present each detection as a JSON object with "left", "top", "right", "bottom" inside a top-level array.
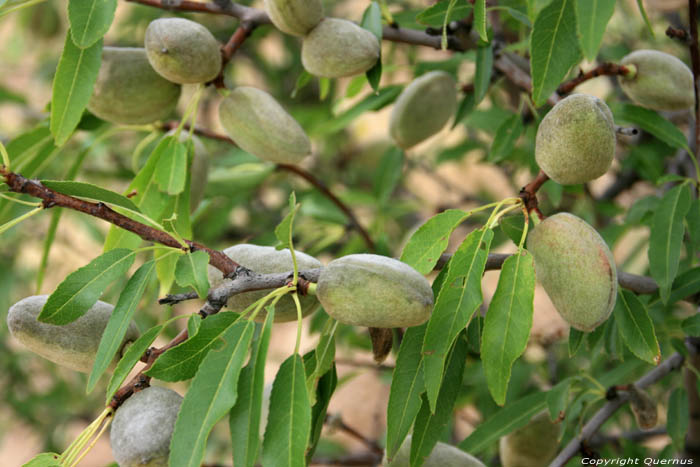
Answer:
[
  {"left": 208, "top": 244, "right": 322, "bottom": 322},
  {"left": 390, "top": 71, "right": 457, "bottom": 149},
  {"left": 317, "top": 254, "right": 434, "bottom": 328},
  {"left": 145, "top": 18, "right": 222, "bottom": 84},
  {"left": 619, "top": 49, "right": 694, "bottom": 111},
  {"left": 219, "top": 86, "right": 311, "bottom": 164},
  {"left": 7, "top": 295, "right": 139, "bottom": 373},
  {"left": 302, "top": 18, "right": 380, "bottom": 78},
  {"left": 535, "top": 94, "right": 616, "bottom": 185},
  {"left": 499, "top": 411, "right": 561, "bottom": 467},
  {"left": 88, "top": 47, "right": 181, "bottom": 125},
  {"left": 264, "top": 0, "right": 323, "bottom": 36},
  {"left": 110, "top": 386, "right": 182, "bottom": 467},
  {"left": 527, "top": 213, "right": 617, "bottom": 332}
]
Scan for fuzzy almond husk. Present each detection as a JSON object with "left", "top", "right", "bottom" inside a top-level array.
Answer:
[
  {"left": 499, "top": 411, "right": 561, "bottom": 467},
  {"left": 383, "top": 435, "right": 486, "bottom": 467},
  {"left": 264, "top": 0, "right": 323, "bottom": 36}
]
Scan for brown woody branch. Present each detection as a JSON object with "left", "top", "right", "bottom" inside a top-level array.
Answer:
[
  {"left": 667, "top": 25, "right": 692, "bottom": 45},
  {"left": 690, "top": 0, "right": 700, "bottom": 168},
  {"left": 550, "top": 352, "right": 685, "bottom": 466},
  {"left": 0, "top": 168, "right": 239, "bottom": 276},
  {"left": 557, "top": 63, "right": 632, "bottom": 96},
  {"left": 519, "top": 170, "right": 549, "bottom": 219},
  {"left": 159, "top": 121, "right": 375, "bottom": 251}
]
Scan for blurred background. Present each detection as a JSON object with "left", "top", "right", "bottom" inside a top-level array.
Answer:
[{"left": 0, "top": 0, "right": 694, "bottom": 465}]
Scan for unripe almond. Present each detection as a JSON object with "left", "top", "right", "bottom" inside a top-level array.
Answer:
[
  {"left": 7, "top": 295, "right": 139, "bottom": 373},
  {"left": 316, "top": 254, "right": 434, "bottom": 328},
  {"left": 145, "top": 18, "right": 222, "bottom": 84},
  {"left": 535, "top": 94, "right": 616, "bottom": 185},
  {"left": 384, "top": 435, "right": 486, "bottom": 466},
  {"left": 527, "top": 213, "right": 617, "bottom": 332},
  {"left": 165, "top": 130, "right": 209, "bottom": 212},
  {"left": 499, "top": 411, "right": 561, "bottom": 467},
  {"left": 619, "top": 50, "right": 694, "bottom": 111},
  {"left": 264, "top": 0, "right": 323, "bottom": 36},
  {"left": 219, "top": 86, "right": 311, "bottom": 164},
  {"left": 88, "top": 47, "right": 181, "bottom": 125},
  {"left": 390, "top": 71, "right": 457, "bottom": 149},
  {"left": 302, "top": 18, "right": 380, "bottom": 78},
  {"left": 110, "top": 386, "right": 182, "bottom": 467},
  {"left": 208, "top": 244, "right": 322, "bottom": 322}
]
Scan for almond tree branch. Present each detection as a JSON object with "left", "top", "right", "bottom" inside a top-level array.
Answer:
[
  {"left": 549, "top": 352, "right": 685, "bottom": 467},
  {"left": 689, "top": 0, "right": 700, "bottom": 162},
  {"left": 556, "top": 63, "right": 632, "bottom": 96},
  {"left": 0, "top": 168, "right": 240, "bottom": 276}
]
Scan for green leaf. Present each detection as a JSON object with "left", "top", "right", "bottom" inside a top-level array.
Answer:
[
  {"left": 667, "top": 388, "right": 688, "bottom": 453},
  {"left": 385, "top": 323, "right": 427, "bottom": 458},
  {"left": 481, "top": 252, "right": 535, "bottom": 405},
  {"left": 574, "top": 0, "right": 615, "bottom": 61},
  {"left": 458, "top": 391, "right": 547, "bottom": 454},
  {"left": 38, "top": 249, "right": 135, "bottom": 325},
  {"left": 648, "top": 183, "right": 692, "bottom": 303},
  {"left": 667, "top": 266, "right": 700, "bottom": 305},
  {"left": 169, "top": 320, "right": 255, "bottom": 467},
  {"left": 613, "top": 290, "right": 660, "bottom": 364},
  {"left": 366, "top": 60, "right": 382, "bottom": 93},
  {"left": 291, "top": 71, "right": 312, "bottom": 99},
  {"left": 473, "top": 0, "right": 488, "bottom": 42},
  {"left": 373, "top": 147, "right": 403, "bottom": 203},
  {"left": 361, "top": 2, "right": 382, "bottom": 41},
  {"left": 154, "top": 136, "right": 188, "bottom": 195},
  {"left": 314, "top": 86, "right": 401, "bottom": 135},
  {"left": 410, "top": 332, "right": 468, "bottom": 467},
  {"left": 175, "top": 250, "right": 210, "bottom": 299},
  {"left": 489, "top": 113, "right": 523, "bottom": 163},
  {"left": 415, "top": 1, "right": 472, "bottom": 27},
  {"left": 50, "top": 31, "right": 102, "bottom": 146},
  {"left": 105, "top": 324, "right": 163, "bottom": 404},
  {"left": 568, "top": 328, "right": 585, "bottom": 357},
  {"left": 474, "top": 44, "right": 493, "bottom": 104},
  {"left": 682, "top": 314, "right": 700, "bottom": 337},
  {"left": 546, "top": 378, "right": 571, "bottom": 420},
  {"left": 400, "top": 209, "right": 468, "bottom": 274},
  {"left": 635, "top": 0, "right": 654, "bottom": 37},
  {"left": 686, "top": 199, "right": 700, "bottom": 250},
  {"left": 423, "top": 228, "right": 493, "bottom": 410},
  {"left": 21, "top": 453, "right": 61, "bottom": 467},
  {"left": 306, "top": 366, "right": 338, "bottom": 463},
  {"left": 146, "top": 312, "right": 240, "bottom": 381},
  {"left": 275, "top": 192, "right": 300, "bottom": 251},
  {"left": 40, "top": 180, "right": 140, "bottom": 212},
  {"left": 68, "top": 0, "right": 117, "bottom": 48},
  {"left": 530, "top": 0, "right": 581, "bottom": 106},
  {"left": 87, "top": 260, "right": 155, "bottom": 393},
  {"left": 262, "top": 353, "right": 312, "bottom": 467},
  {"left": 230, "top": 311, "right": 274, "bottom": 467},
  {"left": 610, "top": 103, "right": 691, "bottom": 152}
]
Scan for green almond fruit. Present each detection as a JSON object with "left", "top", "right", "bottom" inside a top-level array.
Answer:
[
  {"left": 316, "top": 254, "right": 434, "bottom": 328},
  {"left": 208, "top": 244, "right": 322, "bottom": 322},
  {"left": 7, "top": 295, "right": 139, "bottom": 373},
  {"left": 535, "top": 94, "right": 616, "bottom": 185},
  {"left": 165, "top": 130, "right": 209, "bottom": 212},
  {"left": 619, "top": 49, "right": 694, "bottom": 112},
  {"left": 499, "top": 411, "right": 561, "bottom": 467},
  {"left": 110, "top": 386, "right": 182, "bottom": 467},
  {"left": 264, "top": 0, "right": 323, "bottom": 36},
  {"left": 219, "top": 86, "right": 311, "bottom": 164},
  {"left": 390, "top": 71, "right": 457, "bottom": 149},
  {"left": 384, "top": 435, "right": 486, "bottom": 467},
  {"left": 302, "top": 18, "right": 380, "bottom": 78},
  {"left": 88, "top": 47, "right": 181, "bottom": 125},
  {"left": 527, "top": 213, "right": 617, "bottom": 332},
  {"left": 145, "top": 17, "right": 222, "bottom": 84}
]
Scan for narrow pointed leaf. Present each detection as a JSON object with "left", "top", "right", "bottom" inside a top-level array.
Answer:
[
  {"left": 41, "top": 180, "right": 140, "bottom": 212},
  {"left": 610, "top": 103, "right": 690, "bottom": 152},
  {"left": 230, "top": 310, "right": 274, "bottom": 467},
  {"left": 648, "top": 183, "right": 692, "bottom": 302},
  {"left": 530, "top": 0, "right": 581, "bottom": 106},
  {"left": 481, "top": 252, "right": 535, "bottom": 405},
  {"left": 307, "top": 366, "right": 338, "bottom": 463},
  {"left": 154, "top": 136, "right": 188, "bottom": 195},
  {"left": 39, "top": 248, "right": 135, "bottom": 324},
  {"left": 68, "top": 0, "right": 117, "bottom": 48},
  {"left": 22, "top": 453, "right": 61, "bottom": 467},
  {"left": 50, "top": 32, "right": 102, "bottom": 146},
  {"left": 546, "top": 378, "right": 572, "bottom": 420},
  {"left": 262, "top": 353, "right": 312, "bottom": 467},
  {"left": 574, "top": 0, "right": 615, "bottom": 61},
  {"left": 87, "top": 260, "right": 155, "bottom": 393},
  {"left": 169, "top": 320, "right": 255, "bottom": 467},
  {"left": 473, "top": 0, "right": 487, "bottom": 41},
  {"left": 614, "top": 290, "right": 660, "bottom": 364},
  {"left": 568, "top": 328, "right": 584, "bottom": 357},
  {"left": 400, "top": 209, "right": 468, "bottom": 274},
  {"left": 146, "top": 312, "right": 240, "bottom": 381},
  {"left": 668, "top": 388, "right": 688, "bottom": 453},
  {"left": 474, "top": 44, "right": 493, "bottom": 104},
  {"left": 385, "top": 322, "right": 428, "bottom": 459},
  {"left": 411, "top": 332, "right": 468, "bottom": 467},
  {"left": 423, "top": 228, "right": 492, "bottom": 410},
  {"left": 175, "top": 250, "right": 210, "bottom": 299}
]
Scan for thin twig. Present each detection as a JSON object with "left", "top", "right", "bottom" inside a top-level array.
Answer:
[
  {"left": 689, "top": 0, "right": 700, "bottom": 164},
  {"left": 549, "top": 352, "right": 685, "bottom": 466},
  {"left": 325, "top": 414, "right": 384, "bottom": 456},
  {"left": 557, "top": 63, "right": 632, "bottom": 96}
]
